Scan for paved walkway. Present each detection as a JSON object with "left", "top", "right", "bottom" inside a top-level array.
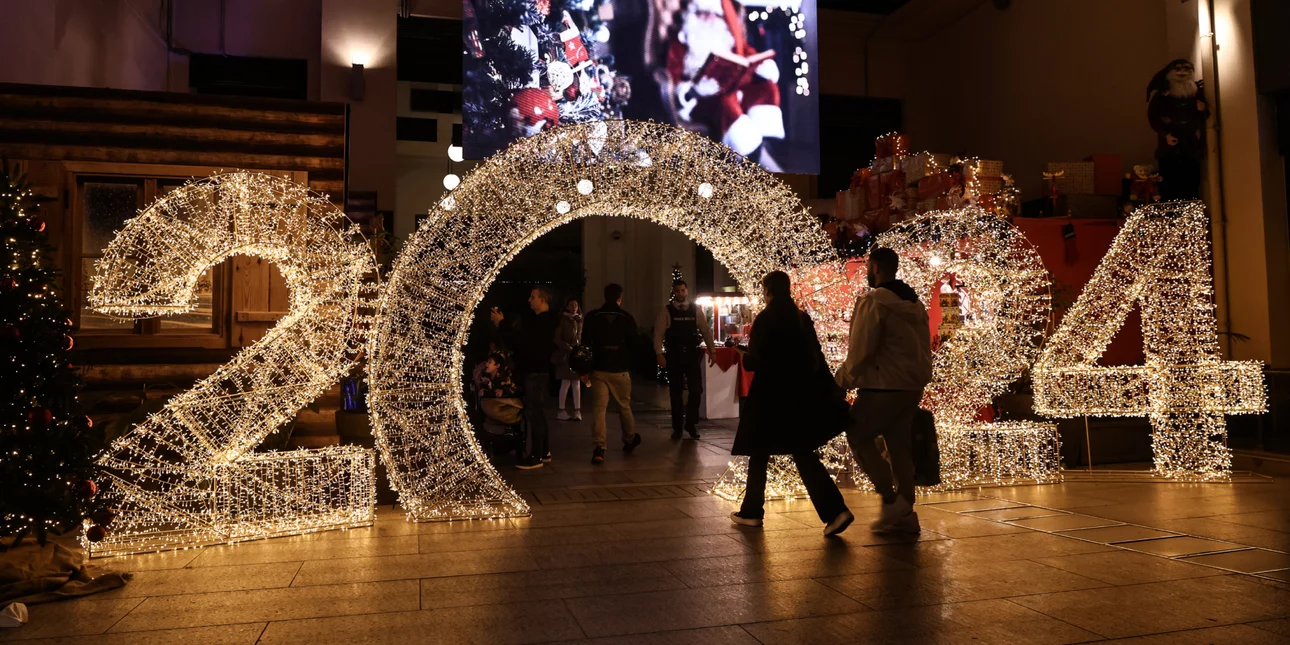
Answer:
[{"left": 6, "top": 394, "right": 1290, "bottom": 644}]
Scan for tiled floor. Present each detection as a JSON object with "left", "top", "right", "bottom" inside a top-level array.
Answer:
[{"left": 7, "top": 397, "right": 1290, "bottom": 644}]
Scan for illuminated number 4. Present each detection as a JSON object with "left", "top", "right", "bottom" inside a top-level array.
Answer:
[{"left": 1033, "top": 202, "right": 1265, "bottom": 480}]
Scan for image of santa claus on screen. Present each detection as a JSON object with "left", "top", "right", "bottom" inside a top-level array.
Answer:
[{"left": 664, "top": 0, "right": 784, "bottom": 158}]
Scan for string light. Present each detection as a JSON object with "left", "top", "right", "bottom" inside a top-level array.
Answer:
[
  {"left": 85, "top": 171, "right": 379, "bottom": 556},
  {"left": 367, "top": 120, "right": 837, "bottom": 521},
  {"left": 1033, "top": 201, "right": 1266, "bottom": 480},
  {"left": 712, "top": 207, "right": 1059, "bottom": 501}
]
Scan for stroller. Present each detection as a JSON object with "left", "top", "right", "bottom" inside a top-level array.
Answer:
[{"left": 470, "top": 353, "right": 527, "bottom": 458}]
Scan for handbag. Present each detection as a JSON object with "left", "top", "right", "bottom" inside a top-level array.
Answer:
[{"left": 911, "top": 408, "right": 942, "bottom": 486}]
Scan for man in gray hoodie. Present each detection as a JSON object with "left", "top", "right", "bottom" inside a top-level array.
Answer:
[{"left": 836, "top": 247, "right": 933, "bottom": 533}]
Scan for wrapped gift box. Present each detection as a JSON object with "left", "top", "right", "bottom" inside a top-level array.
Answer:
[
  {"left": 975, "top": 159, "right": 1006, "bottom": 180},
  {"left": 834, "top": 187, "right": 866, "bottom": 221},
  {"left": 916, "top": 197, "right": 937, "bottom": 213},
  {"left": 866, "top": 174, "right": 882, "bottom": 207},
  {"left": 872, "top": 155, "right": 895, "bottom": 174},
  {"left": 1083, "top": 154, "right": 1123, "bottom": 195},
  {"left": 875, "top": 133, "right": 909, "bottom": 158},
  {"left": 1047, "top": 161, "right": 1096, "bottom": 195},
  {"left": 919, "top": 171, "right": 955, "bottom": 200},
  {"left": 879, "top": 169, "right": 906, "bottom": 195},
  {"left": 977, "top": 177, "right": 1003, "bottom": 194}
]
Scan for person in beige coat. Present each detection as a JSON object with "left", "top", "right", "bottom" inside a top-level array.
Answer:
[{"left": 836, "top": 247, "right": 933, "bottom": 533}]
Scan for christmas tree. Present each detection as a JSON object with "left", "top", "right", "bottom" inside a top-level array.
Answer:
[
  {"left": 0, "top": 161, "right": 106, "bottom": 547},
  {"left": 463, "top": 0, "right": 629, "bottom": 157}
]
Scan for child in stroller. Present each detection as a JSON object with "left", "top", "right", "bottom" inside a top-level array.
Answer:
[{"left": 472, "top": 352, "right": 526, "bottom": 456}]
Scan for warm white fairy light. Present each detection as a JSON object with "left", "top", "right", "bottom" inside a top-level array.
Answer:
[
  {"left": 1033, "top": 201, "right": 1266, "bottom": 480},
  {"left": 712, "top": 207, "right": 1059, "bottom": 501},
  {"left": 84, "top": 171, "right": 379, "bottom": 557},
  {"left": 879, "top": 208, "right": 1058, "bottom": 485},
  {"left": 367, "top": 120, "right": 836, "bottom": 521}
]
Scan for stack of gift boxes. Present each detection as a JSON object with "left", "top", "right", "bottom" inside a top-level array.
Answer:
[
  {"left": 834, "top": 133, "right": 1014, "bottom": 240},
  {"left": 1036, "top": 155, "right": 1123, "bottom": 218}
]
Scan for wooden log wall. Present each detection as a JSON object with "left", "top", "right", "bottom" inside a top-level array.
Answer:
[{"left": 0, "top": 82, "right": 346, "bottom": 201}]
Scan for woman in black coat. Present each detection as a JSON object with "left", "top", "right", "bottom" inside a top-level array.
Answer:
[{"left": 730, "top": 271, "right": 854, "bottom": 536}]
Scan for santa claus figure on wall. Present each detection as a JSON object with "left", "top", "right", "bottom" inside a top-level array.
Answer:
[
  {"left": 664, "top": 0, "right": 784, "bottom": 158},
  {"left": 1147, "top": 59, "right": 1208, "bottom": 200}
]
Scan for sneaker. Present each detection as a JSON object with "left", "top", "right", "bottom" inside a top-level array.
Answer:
[
  {"left": 540, "top": 451, "right": 553, "bottom": 463},
  {"left": 671, "top": 428, "right": 682, "bottom": 440},
  {"left": 685, "top": 426, "right": 700, "bottom": 439},
  {"left": 623, "top": 433, "right": 642, "bottom": 453},
  {"left": 730, "top": 511, "right": 763, "bottom": 527},
  {"left": 824, "top": 509, "right": 855, "bottom": 537},
  {"left": 572, "top": 410, "right": 582, "bottom": 421},
  {"left": 886, "top": 512, "right": 920, "bottom": 535},
  {"left": 557, "top": 411, "right": 571, "bottom": 421},
  {"left": 870, "top": 496, "right": 914, "bottom": 531},
  {"left": 515, "top": 454, "right": 544, "bottom": 470},
  {"left": 591, "top": 446, "right": 606, "bottom": 465}
]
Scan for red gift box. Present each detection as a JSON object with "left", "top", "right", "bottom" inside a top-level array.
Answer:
[
  {"left": 866, "top": 174, "right": 882, "bottom": 207},
  {"left": 976, "top": 194, "right": 997, "bottom": 212},
  {"left": 859, "top": 207, "right": 890, "bottom": 233},
  {"left": 919, "top": 171, "right": 955, "bottom": 200},
  {"left": 875, "top": 133, "right": 909, "bottom": 158},
  {"left": 879, "top": 169, "right": 905, "bottom": 195},
  {"left": 1084, "top": 154, "right": 1123, "bottom": 195}
]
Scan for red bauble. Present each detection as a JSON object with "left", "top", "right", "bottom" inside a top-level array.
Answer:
[
  {"left": 84, "top": 415, "right": 94, "bottom": 428},
  {"left": 30, "top": 218, "right": 46, "bottom": 233},
  {"left": 511, "top": 88, "right": 559, "bottom": 128},
  {"left": 1, "top": 278, "right": 17, "bottom": 291},
  {"left": 90, "top": 507, "right": 116, "bottom": 527},
  {"left": 74, "top": 479, "right": 98, "bottom": 499},
  {"left": 28, "top": 409, "right": 53, "bottom": 426},
  {"left": 65, "top": 335, "right": 74, "bottom": 350},
  {"left": 85, "top": 525, "right": 107, "bottom": 542}
]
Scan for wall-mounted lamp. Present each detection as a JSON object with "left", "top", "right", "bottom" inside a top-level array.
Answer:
[{"left": 349, "top": 63, "right": 366, "bottom": 102}]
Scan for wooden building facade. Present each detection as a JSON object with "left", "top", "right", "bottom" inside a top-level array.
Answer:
[{"left": 0, "top": 82, "right": 352, "bottom": 446}]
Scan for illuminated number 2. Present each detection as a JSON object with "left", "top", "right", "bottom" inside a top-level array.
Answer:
[
  {"left": 87, "top": 172, "right": 378, "bottom": 556},
  {"left": 1033, "top": 202, "right": 1266, "bottom": 480}
]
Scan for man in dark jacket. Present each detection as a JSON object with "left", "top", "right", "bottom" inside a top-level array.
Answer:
[
  {"left": 491, "top": 286, "right": 560, "bottom": 469},
  {"left": 582, "top": 284, "right": 640, "bottom": 465}
]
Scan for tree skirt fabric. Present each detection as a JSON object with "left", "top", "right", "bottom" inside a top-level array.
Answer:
[{"left": 0, "top": 541, "right": 129, "bottom": 606}]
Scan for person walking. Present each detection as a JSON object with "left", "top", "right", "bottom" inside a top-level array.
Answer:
[
  {"left": 583, "top": 284, "right": 641, "bottom": 465},
  {"left": 729, "top": 271, "right": 854, "bottom": 536},
  {"left": 554, "top": 297, "right": 584, "bottom": 421},
  {"left": 654, "top": 280, "right": 717, "bottom": 440},
  {"left": 491, "top": 286, "right": 561, "bottom": 469},
  {"left": 837, "top": 247, "right": 933, "bottom": 533}
]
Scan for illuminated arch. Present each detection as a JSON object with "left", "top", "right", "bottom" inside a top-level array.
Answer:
[
  {"left": 88, "top": 172, "right": 378, "bottom": 556},
  {"left": 368, "top": 120, "right": 836, "bottom": 520}
]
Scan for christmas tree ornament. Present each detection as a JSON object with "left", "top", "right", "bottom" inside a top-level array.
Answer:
[
  {"left": 28, "top": 409, "right": 52, "bottom": 426},
  {"left": 85, "top": 525, "right": 106, "bottom": 542},
  {"left": 547, "top": 61, "right": 575, "bottom": 96},
  {"left": 559, "top": 12, "right": 590, "bottom": 66},
  {"left": 29, "top": 217, "right": 45, "bottom": 232},
  {"left": 510, "top": 87, "right": 559, "bottom": 135},
  {"left": 90, "top": 507, "right": 116, "bottom": 527},
  {"left": 74, "top": 479, "right": 98, "bottom": 499}
]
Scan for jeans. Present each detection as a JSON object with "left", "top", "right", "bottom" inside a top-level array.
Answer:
[
  {"left": 521, "top": 373, "right": 551, "bottom": 456},
  {"left": 590, "top": 371, "right": 636, "bottom": 448},
  {"left": 741, "top": 453, "right": 847, "bottom": 523},
  {"left": 666, "top": 352, "right": 703, "bottom": 431},
  {"left": 847, "top": 389, "right": 924, "bottom": 505}
]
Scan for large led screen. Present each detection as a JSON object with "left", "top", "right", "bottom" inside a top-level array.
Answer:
[{"left": 463, "top": 0, "right": 820, "bottom": 174}]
